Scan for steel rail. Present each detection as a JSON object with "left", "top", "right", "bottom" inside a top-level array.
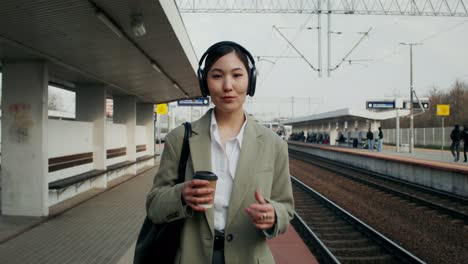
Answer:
[{"left": 291, "top": 175, "right": 426, "bottom": 263}]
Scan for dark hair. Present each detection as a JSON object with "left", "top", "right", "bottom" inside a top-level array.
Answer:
[{"left": 203, "top": 44, "right": 250, "bottom": 76}]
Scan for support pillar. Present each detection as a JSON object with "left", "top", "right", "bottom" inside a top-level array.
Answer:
[
  {"left": 76, "top": 85, "right": 107, "bottom": 188},
  {"left": 114, "top": 96, "right": 137, "bottom": 174},
  {"left": 137, "top": 104, "right": 155, "bottom": 166},
  {"left": 1, "top": 61, "right": 48, "bottom": 216}
]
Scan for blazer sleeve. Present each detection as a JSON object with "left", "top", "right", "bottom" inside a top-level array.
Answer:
[
  {"left": 265, "top": 140, "right": 294, "bottom": 238},
  {"left": 146, "top": 128, "right": 191, "bottom": 224}
]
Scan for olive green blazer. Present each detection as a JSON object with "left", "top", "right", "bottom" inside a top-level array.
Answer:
[{"left": 147, "top": 109, "right": 294, "bottom": 264}]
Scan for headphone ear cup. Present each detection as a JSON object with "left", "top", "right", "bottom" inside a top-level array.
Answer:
[
  {"left": 197, "top": 68, "right": 209, "bottom": 97},
  {"left": 248, "top": 67, "right": 257, "bottom": 97}
]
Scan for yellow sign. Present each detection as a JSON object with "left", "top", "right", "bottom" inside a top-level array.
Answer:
[
  {"left": 436, "top": 104, "right": 450, "bottom": 116},
  {"left": 155, "top": 104, "right": 168, "bottom": 115}
]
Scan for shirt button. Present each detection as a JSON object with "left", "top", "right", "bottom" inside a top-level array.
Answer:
[{"left": 226, "top": 234, "right": 233, "bottom": 242}]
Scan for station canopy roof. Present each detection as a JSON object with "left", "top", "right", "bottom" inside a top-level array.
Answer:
[
  {"left": 284, "top": 108, "right": 410, "bottom": 125},
  {"left": 0, "top": 0, "right": 199, "bottom": 103}
]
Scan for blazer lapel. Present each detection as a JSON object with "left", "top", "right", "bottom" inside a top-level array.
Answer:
[
  {"left": 189, "top": 109, "right": 215, "bottom": 236},
  {"left": 226, "top": 116, "right": 263, "bottom": 229}
]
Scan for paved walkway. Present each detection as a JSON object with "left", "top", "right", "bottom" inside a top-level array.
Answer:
[
  {"left": 379, "top": 145, "right": 467, "bottom": 164},
  {"left": 268, "top": 225, "right": 318, "bottom": 264},
  {"left": 325, "top": 143, "right": 468, "bottom": 166},
  {"left": 0, "top": 167, "right": 156, "bottom": 264},
  {"left": 0, "top": 164, "right": 315, "bottom": 264}
]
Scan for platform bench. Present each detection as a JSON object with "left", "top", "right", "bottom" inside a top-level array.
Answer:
[
  {"left": 48, "top": 154, "right": 159, "bottom": 193},
  {"left": 136, "top": 154, "right": 156, "bottom": 162},
  {"left": 107, "top": 160, "right": 136, "bottom": 171},
  {"left": 49, "top": 169, "right": 105, "bottom": 191}
]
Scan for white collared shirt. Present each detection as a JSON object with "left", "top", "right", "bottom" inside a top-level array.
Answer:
[{"left": 210, "top": 110, "right": 247, "bottom": 231}]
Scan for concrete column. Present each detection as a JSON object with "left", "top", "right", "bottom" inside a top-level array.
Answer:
[
  {"left": 1, "top": 61, "right": 48, "bottom": 216},
  {"left": 114, "top": 96, "right": 137, "bottom": 174},
  {"left": 371, "top": 120, "right": 380, "bottom": 131},
  {"left": 137, "top": 104, "right": 155, "bottom": 166},
  {"left": 76, "top": 85, "right": 107, "bottom": 188},
  {"left": 329, "top": 125, "right": 338, "bottom": 146}
]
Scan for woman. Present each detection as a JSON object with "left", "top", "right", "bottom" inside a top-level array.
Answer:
[{"left": 146, "top": 41, "right": 294, "bottom": 264}]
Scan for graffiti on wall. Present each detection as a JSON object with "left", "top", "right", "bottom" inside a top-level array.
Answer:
[{"left": 9, "top": 103, "right": 34, "bottom": 144}]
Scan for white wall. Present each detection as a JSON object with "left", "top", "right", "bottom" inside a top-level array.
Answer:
[
  {"left": 106, "top": 123, "right": 128, "bottom": 166},
  {"left": 48, "top": 120, "right": 94, "bottom": 182},
  {"left": 136, "top": 125, "right": 147, "bottom": 145},
  {"left": 136, "top": 125, "right": 147, "bottom": 158},
  {"left": 106, "top": 123, "right": 127, "bottom": 149},
  {"left": 48, "top": 120, "right": 93, "bottom": 157}
]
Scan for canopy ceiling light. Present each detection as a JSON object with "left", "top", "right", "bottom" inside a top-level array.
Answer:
[
  {"left": 96, "top": 10, "right": 124, "bottom": 38},
  {"left": 131, "top": 14, "right": 146, "bottom": 37},
  {"left": 151, "top": 62, "right": 162, "bottom": 73},
  {"left": 90, "top": 2, "right": 190, "bottom": 98},
  {"left": 173, "top": 83, "right": 189, "bottom": 98}
]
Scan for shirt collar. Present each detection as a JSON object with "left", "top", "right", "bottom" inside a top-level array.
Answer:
[{"left": 210, "top": 110, "right": 247, "bottom": 148}]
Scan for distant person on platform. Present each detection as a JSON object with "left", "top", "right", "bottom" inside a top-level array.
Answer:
[
  {"left": 463, "top": 125, "right": 468, "bottom": 163},
  {"left": 377, "top": 127, "right": 383, "bottom": 152},
  {"left": 450, "top": 124, "right": 462, "bottom": 162},
  {"left": 366, "top": 128, "right": 374, "bottom": 151}
]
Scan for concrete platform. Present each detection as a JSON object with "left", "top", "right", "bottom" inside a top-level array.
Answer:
[
  {"left": 0, "top": 166, "right": 157, "bottom": 264},
  {"left": 0, "top": 162, "right": 315, "bottom": 264},
  {"left": 289, "top": 141, "right": 468, "bottom": 198},
  {"left": 268, "top": 224, "right": 318, "bottom": 264}
]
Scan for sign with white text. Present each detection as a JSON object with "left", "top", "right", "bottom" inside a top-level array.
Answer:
[
  {"left": 366, "top": 101, "right": 395, "bottom": 109},
  {"left": 177, "top": 97, "right": 210, "bottom": 106}
]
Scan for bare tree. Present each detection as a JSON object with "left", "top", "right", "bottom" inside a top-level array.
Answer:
[
  {"left": 447, "top": 80, "right": 465, "bottom": 125},
  {"left": 48, "top": 91, "right": 63, "bottom": 111},
  {"left": 383, "top": 80, "right": 468, "bottom": 129}
]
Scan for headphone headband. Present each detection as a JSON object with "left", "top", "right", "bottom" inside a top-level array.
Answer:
[
  {"left": 198, "top": 41, "right": 256, "bottom": 68},
  {"left": 197, "top": 41, "right": 257, "bottom": 97}
]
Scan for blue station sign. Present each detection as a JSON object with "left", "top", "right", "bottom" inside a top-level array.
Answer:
[
  {"left": 366, "top": 101, "right": 395, "bottom": 109},
  {"left": 177, "top": 97, "right": 210, "bottom": 106}
]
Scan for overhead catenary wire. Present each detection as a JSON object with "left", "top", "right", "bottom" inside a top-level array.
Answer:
[
  {"left": 371, "top": 18, "right": 468, "bottom": 64},
  {"left": 330, "top": 27, "right": 372, "bottom": 71},
  {"left": 272, "top": 25, "right": 320, "bottom": 71},
  {"left": 257, "top": 12, "right": 317, "bottom": 87}
]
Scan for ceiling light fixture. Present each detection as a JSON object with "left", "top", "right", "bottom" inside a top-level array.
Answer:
[
  {"left": 173, "top": 83, "right": 189, "bottom": 98},
  {"left": 96, "top": 10, "right": 124, "bottom": 38},
  {"left": 131, "top": 14, "right": 146, "bottom": 37},
  {"left": 151, "top": 62, "right": 162, "bottom": 73}
]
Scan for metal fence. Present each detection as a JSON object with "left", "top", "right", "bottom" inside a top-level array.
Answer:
[{"left": 383, "top": 127, "right": 452, "bottom": 147}]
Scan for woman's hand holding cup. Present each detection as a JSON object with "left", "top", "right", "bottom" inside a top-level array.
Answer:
[{"left": 182, "top": 171, "right": 218, "bottom": 212}]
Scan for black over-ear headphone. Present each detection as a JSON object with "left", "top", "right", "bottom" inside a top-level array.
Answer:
[{"left": 197, "top": 41, "right": 257, "bottom": 97}]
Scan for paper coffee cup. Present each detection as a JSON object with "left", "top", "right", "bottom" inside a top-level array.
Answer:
[{"left": 193, "top": 171, "right": 218, "bottom": 208}]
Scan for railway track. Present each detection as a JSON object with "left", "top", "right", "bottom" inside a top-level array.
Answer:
[
  {"left": 289, "top": 147, "right": 468, "bottom": 224},
  {"left": 291, "top": 176, "right": 425, "bottom": 264}
]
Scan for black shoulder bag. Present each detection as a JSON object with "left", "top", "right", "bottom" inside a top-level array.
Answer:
[{"left": 134, "top": 122, "right": 192, "bottom": 264}]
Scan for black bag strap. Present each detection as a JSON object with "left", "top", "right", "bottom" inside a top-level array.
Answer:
[{"left": 177, "top": 122, "right": 192, "bottom": 184}]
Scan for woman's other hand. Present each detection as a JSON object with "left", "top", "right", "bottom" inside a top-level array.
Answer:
[
  {"left": 182, "top": 179, "right": 215, "bottom": 212},
  {"left": 245, "top": 191, "right": 276, "bottom": 230}
]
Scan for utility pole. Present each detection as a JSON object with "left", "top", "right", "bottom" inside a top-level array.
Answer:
[
  {"left": 327, "top": 0, "right": 331, "bottom": 77},
  {"left": 400, "top": 42, "right": 422, "bottom": 153},
  {"left": 291, "top": 96, "right": 294, "bottom": 119},
  {"left": 317, "top": 0, "right": 322, "bottom": 76}
]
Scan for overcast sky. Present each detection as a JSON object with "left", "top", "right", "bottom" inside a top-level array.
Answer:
[{"left": 180, "top": 12, "right": 468, "bottom": 118}]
